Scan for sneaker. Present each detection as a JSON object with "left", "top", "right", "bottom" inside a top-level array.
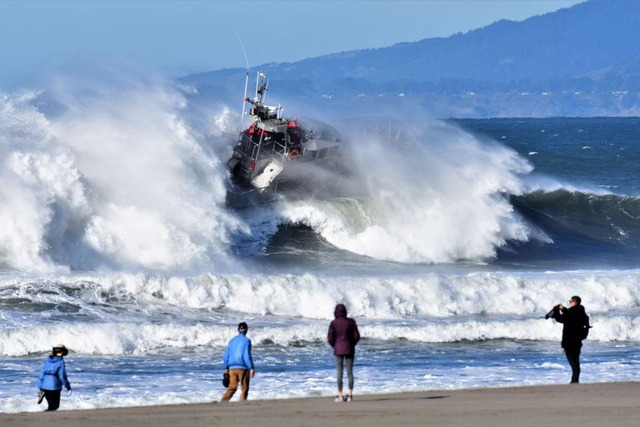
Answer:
[
  {"left": 345, "top": 395, "right": 353, "bottom": 402},
  {"left": 334, "top": 395, "right": 344, "bottom": 402},
  {"left": 37, "top": 391, "right": 45, "bottom": 404}
]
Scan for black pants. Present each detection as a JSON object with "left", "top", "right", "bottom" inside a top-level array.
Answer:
[
  {"left": 564, "top": 346, "right": 581, "bottom": 383},
  {"left": 43, "top": 390, "right": 61, "bottom": 411},
  {"left": 335, "top": 355, "right": 354, "bottom": 392}
]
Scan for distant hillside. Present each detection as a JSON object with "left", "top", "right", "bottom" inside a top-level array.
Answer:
[{"left": 182, "top": 0, "right": 640, "bottom": 118}]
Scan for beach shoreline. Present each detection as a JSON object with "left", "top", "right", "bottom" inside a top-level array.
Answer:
[{"left": 2, "top": 381, "right": 639, "bottom": 427}]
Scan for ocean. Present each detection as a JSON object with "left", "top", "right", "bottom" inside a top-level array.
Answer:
[{"left": 1, "top": 85, "right": 640, "bottom": 413}]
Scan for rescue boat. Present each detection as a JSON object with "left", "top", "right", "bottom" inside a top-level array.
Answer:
[{"left": 226, "top": 72, "right": 344, "bottom": 207}]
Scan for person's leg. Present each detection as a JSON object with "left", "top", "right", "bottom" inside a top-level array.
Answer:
[
  {"left": 44, "top": 390, "right": 61, "bottom": 411},
  {"left": 345, "top": 355, "right": 354, "bottom": 397},
  {"left": 564, "top": 347, "right": 581, "bottom": 383},
  {"left": 335, "top": 355, "right": 344, "bottom": 398},
  {"left": 221, "top": 370, "right": 241, "bottom": 401},
  {"left": 239, "top": 369, "right": 251, "bottom": 400}
]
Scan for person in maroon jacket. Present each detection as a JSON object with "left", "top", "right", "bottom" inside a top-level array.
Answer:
[{"left": 327, "top": 303, "right": 360, "bottom": 402}]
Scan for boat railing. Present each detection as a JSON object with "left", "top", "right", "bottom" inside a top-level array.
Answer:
[{"left": 236, "top": 132, "right": 289, "bottom": 177}]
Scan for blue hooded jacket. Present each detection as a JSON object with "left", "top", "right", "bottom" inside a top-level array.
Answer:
[
  {"left": 223, "top": 333, "right": 254, "bottom": 370},
  {"left": 37, "top": 355, "right": 71, "bottom": 391}
]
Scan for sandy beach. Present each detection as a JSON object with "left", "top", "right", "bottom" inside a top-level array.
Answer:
[{"left": 2, "top": 382, "right": 638, "bottom": 427}]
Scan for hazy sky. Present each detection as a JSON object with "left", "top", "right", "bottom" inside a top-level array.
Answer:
[{"left": 0, "top": 0, "right": 585, "bottom": 88}]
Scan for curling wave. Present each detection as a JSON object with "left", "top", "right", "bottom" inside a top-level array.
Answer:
[{"left": 514, "top": 189, "right": 640, "bottom": 248}]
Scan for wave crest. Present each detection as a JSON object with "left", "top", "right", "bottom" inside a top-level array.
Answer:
[
  {"left": 0, "top": 81, "right": 241, "bottom": 271},
  {"left": 241, "top": 122, "right": 534, "bottom": 264}
]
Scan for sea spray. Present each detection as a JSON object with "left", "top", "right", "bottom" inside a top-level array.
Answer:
[
  {"left": 0, "top": 81, "right": 243, "bottom": 271},
  {"left": 0, "top": 91, "right": 76, "bottom": 271},
  {"left": 241, "top": 120, "right": 535, "bottom": 263}
]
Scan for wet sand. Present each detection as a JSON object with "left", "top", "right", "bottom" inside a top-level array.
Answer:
[{"left": 2, "top": 382, "right": 639, "bottom": 427}]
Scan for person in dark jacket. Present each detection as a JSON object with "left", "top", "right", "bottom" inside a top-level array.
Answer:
[
  {"left": 37, "top": 344, "right": 71, "bottom": 411},
  {"left": 327, "top": 303, "right": 360, "bottom": 402},
  {"left": 552, "top": 295, "right": 589, "bottom": 384},
  {"left": 221, "top": 322, "right": 255, "bottom": 402}
]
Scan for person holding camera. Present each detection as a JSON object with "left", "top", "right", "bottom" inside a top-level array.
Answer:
[{"left": 550, "top": 295, "right": 590, "bottom": 384}]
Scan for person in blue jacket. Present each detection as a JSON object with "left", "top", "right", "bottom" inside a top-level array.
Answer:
[
  {"left": 37, "top": 344, "right": 71, "bottom": 411},
  {"left": 221, "top": 322, "right": 255, "bottom": 402}
]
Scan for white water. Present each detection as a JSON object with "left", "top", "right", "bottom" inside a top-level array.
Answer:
[
  {"left": 237, "top": 122, "right": 538, "bottom": 264},
  {"left": 0, "top": 82, "right": 545, "bottom": 270},
  {"left": 0, "top": 82, "right": 240, "bottom": 273},
  {"left": 2, "top": 80, "right": 640, "bottom": 414},
  {"left": 2, "top": 269, "right": 640, "bottom": 357}
]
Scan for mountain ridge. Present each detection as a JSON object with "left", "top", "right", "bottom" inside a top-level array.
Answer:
[{"left": 183, "top": 0, "right": 640, "bottom": 117}]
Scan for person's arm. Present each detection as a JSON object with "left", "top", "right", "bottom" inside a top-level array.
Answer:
[
  {"left": 59, "top": 360, "right": 71, "bottom": 391},
  {"left": 553, "top": 305, "right": 567, "bottom": 323},
  {"left": 36, "top": 363, "right": 45, "bottom": 389},
  {"left": 223, "top": 345, "right": 230, "bottom": 371},
  {"left": 353, "top": 321, "right": 361, "bottom": 344},
  {"left": 243, "top": 341, "right": 255, "bottom": 378},
  {"left": 327, "top": 322, "right": 336, "bottom": 347},
  {"left": 243, "top": 341, "right": 254, "bottom": 370}
]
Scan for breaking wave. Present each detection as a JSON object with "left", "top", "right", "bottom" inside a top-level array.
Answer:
[
  {"left": 239, "top": 121, "right": 536, "bottom": 263},
  {"left": 1, "top": 82, "right": 546, "bottom": 270},
  {"left": 3, "top": 314, "right": 640, "bottom": 357},
  {"left": 0, "top": 81, "right": 241, "bottom": 272},
  {"left": 2, "top": 269, "right": 640, "bottom": 356},
  {"left": 2, "top": 77, "right": 637, "bottom": 272},
  {"left": 514, "top": 189, "right": 640, "bottom": 248}
]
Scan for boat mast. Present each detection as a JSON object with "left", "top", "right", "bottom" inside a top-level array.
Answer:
[
  {"left": 261, "top": 74, "right": 269, "bottom": 106},
  {"left": 255, "top": 72, "right": 268, "bottom": 106}
]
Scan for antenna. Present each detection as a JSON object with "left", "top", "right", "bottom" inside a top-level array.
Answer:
[
  {"left": 241, "top": 71, "right": 250, "bottom": 127},
  {"left": 232, "top": 25, "right": 250, "bottom": 128}
]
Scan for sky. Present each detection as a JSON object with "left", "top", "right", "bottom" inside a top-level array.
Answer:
[{"left": 0, "top": 0, "right": 585, "bottom": 88}]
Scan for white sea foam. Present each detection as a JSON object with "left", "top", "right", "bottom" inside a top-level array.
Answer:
[
  {"left": 3, "top": 269, "right": 640, "bottom": 319},
  {"left": 2, "top": 269, "right": 640, "bottom": 356},
  {"left": 522, "top": 173, "right": 614, "bottom": 196},
  {"left": 0, "top": 82, "right": 242, "bottom": 272},
  {"left": 4, "top": 313, "right": 640, "bottom": 357},
  {"left": 241, "top": 121, "right": 535, "bottom": 264},
  {"left": 2, "top": 89, "right": 547, "bottom": 270}
]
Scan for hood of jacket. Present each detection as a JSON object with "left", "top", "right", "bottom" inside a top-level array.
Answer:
[{"left": 334, "top": 304, "right": 347, "bottom": 318}]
